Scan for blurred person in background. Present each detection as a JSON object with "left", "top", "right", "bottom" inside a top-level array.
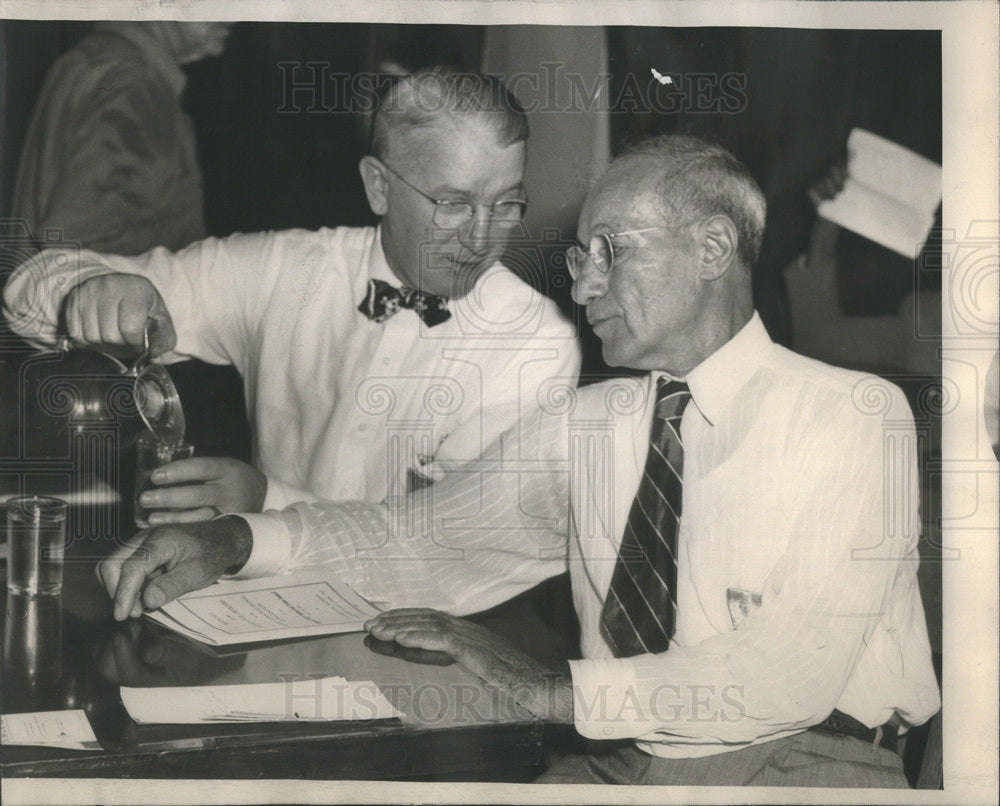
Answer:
[{"left": 12, "top": 21, "right": 233, "bottom": 255}]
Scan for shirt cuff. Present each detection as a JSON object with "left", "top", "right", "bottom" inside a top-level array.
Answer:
[
  {"left": 569, "top": 657, "right": 651, "bottom": 741},
  {"left": 226, "top": 512, "right": 293, "bottom": 578}
]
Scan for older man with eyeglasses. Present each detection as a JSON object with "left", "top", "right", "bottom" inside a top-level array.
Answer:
[{"left": 5, "top": 67, "right": 580, "bottom": 528}]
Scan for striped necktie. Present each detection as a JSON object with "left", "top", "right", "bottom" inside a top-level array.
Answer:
[{"left": 600, "top": 377, "right": 691, "bottom": 657}]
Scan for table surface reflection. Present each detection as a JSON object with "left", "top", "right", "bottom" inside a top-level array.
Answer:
[{"left": 1, "top": 505, "right": 551, "bottom": 781}]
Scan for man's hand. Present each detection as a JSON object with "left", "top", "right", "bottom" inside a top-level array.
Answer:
[
  {"left": 96, "top": 517, "right": 253, "bottom": 621},
  {"left": 808, "top": 157, "right": 848, "bottom": 208},
  {"left": 139, "top": 458, "right": 267, "bottom": 524},
  {"left": 365, "top": 609, "right": 574, "bottom": 722},
  {"left": 63, "top": 273, "right": 177, "bottom": 356}
]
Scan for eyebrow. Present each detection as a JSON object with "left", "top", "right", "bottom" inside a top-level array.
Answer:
[{"left": 592, "top": 219, "right": 626, "bottom": 235}]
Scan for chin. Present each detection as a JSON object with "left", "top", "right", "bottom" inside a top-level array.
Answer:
[
  {"left": 600, "top": 344, "right": 628, "bottom": 368},
  {"left": 602, "top": 339, "right": 649, "bottom": 370},
  {"left": 451, "top": 262, "right": 491, "bottom": 299}
]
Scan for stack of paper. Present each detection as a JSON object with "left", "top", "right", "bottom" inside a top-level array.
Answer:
[
  {"left": 817, "top": 128, "right": 941, "bottom": 260},
  {"left": 120, "top": 675, "right": 402, "bottom": 724},
  {"left": 1, "top": 710, "right": 102, "bottom": 751}
]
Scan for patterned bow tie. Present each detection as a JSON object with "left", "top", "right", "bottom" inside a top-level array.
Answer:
[{"left": 357, "top": 278, "right": 451, "bottom": 327}]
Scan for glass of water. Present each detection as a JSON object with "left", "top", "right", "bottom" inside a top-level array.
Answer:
[
  {"left": 134, "top": 434, "right": 195, "bottom": 529},
  {"left": 6, "top": 496, "right": 68, "bottom": 596}
]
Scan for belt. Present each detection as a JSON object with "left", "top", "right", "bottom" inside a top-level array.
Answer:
[{"left": 812, "top": 709, "right": 899, "bottom": 754}]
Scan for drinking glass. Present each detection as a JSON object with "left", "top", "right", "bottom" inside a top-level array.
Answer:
[
  {"left": 6, "top": 496, "right": 68, "bottom": 596},
  {"left": 134, "top": 435, "right": 195, "bottom": 529}
]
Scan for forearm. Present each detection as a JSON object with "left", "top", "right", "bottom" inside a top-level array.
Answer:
[
  {"left": 234, "top": 425, "right": 572, "bottom": 613},
  {"left": 235, "top": 409, "right": 572, "bottom": 612},
  {"left": 462, "top": 646, "right": 574, "bottom": 723},
  {"left": 492, "top": 657, "right": 574, "bottom": 724},
  {"left": 232, "top": 496, "right": 564, "bottom": 614},
  {"left": 367, "top": 609, "right": 576, "bottom": 722},
  {"left": 284, "top": 486, "right": 567, "bottom": 615},
  {"left": 569, "top": 616, "right": 863, "bottom": 743},
  {"left": 210, "top": 515, "right": 255, "bottom": 575}
]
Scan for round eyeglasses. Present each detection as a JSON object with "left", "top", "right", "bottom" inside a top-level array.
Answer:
[
  {"left": 565, "top": 227, "right": 675, "bottom": 279},
  {"left": 380, "top": 162, "right": 528, "bottom": 230}
]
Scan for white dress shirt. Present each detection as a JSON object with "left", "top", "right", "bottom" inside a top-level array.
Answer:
[
  {"left": 3, "top": 226, "right": 581, "bottom": 507},
  {"left": 223, "top": 312, "right": 940, "bottom": 758}
]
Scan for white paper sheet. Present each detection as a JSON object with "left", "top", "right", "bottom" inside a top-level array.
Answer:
[
  {"left": 818, "top": 127, "right": 941, "bottom": 259},
  {"left": 120, "top": 675, "right": 403, "bottom": 724},
  {"left": 1, "top": 710, "right": 102, "bottom": 751},
  {"left": 146, "top": 568, "right": 381, "bottom": 646}
]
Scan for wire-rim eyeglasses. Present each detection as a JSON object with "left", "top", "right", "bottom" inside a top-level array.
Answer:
[
  {"left": 379, "top": 161, "right": 528, "bottom": 230},
  {"left": 566, "top": 226, "right": 676, "bottom": 279}
]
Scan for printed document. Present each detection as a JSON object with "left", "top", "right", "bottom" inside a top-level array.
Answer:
[
  {"left": 1, "top": 710, "right": 102, "bottom": 751},
  {"left": 146, "top": 569, "right": 381, "bottom": 646}
]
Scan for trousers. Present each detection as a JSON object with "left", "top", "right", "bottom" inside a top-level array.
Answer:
[{"left": 535, "top": 729, "right": 909, "bottom": 788}]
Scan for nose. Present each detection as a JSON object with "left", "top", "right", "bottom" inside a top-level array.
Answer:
[
  {"left": 570, "top": 257, "right": 608, "bottom": 306},
  {"left": 459, "top": 207, "right": 497, "bottom": 254}
]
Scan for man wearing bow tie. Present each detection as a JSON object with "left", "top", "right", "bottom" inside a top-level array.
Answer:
[
  {"left": 4, "top": 67, "right": 580, "bottom": 521},
  {"left": 97, "top": 134, "right": 937, "bottom": 787}
]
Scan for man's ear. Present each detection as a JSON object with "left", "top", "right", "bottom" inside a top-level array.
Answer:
[
  {"left": 698, "top": 215, "right": 739, "bottom": 280},
  {"left": 359, "top": 156, "right": 389, "bottom": 216}
]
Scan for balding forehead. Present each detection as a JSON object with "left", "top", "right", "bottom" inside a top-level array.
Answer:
[
  {"left": 599, "top": 155, "right": 660, "bottom": 190},
  {"left": 384, "top": 116, "right": 504, "bottom": 167},
  {"left": 380, "top": 119, "right": 447, "bottom": 168},
  {"left": 581, "top": 176, "right": 654, "bottom": 236},
  {"left": 592, "top": 161, "right": 662, "bottom": 208}
]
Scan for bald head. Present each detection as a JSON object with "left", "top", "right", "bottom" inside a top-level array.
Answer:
[{"left": 617, "top": 135, "right": 766, "bottom": 271}]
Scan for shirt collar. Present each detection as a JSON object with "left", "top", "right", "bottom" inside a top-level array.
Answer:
[
  {"left": 95, "top": 22, "right": 187, "bottom": 98},
  {"left": 655, "top": 311, "right": 772, "bottom": 427},
  {"left": 368, "top": 224, "right": 400, "bottom": 285}
]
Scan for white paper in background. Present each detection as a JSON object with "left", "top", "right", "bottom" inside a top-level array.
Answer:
[
  {"left": 0, "top": 710, "right": 102, "bottom": 751},
  {"left": 120, "top": 675, "right": 403, "bottom": 724},
  {"left": 817, "top": 127, "right": 942, "bottom": 260}
]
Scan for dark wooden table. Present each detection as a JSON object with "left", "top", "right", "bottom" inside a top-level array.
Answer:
[{"left": 0, "top": 497, "right": 573, "bottom": 781}]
